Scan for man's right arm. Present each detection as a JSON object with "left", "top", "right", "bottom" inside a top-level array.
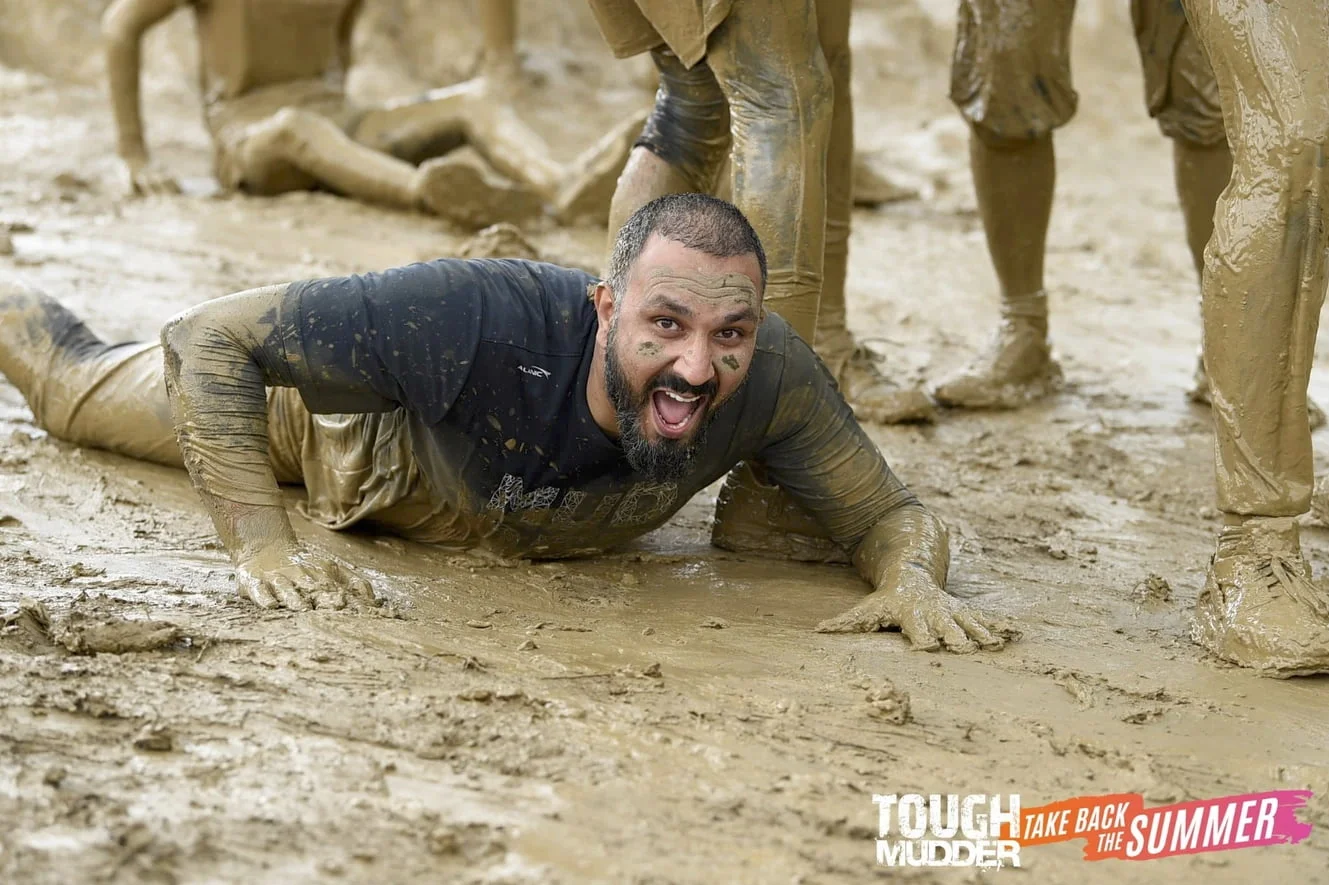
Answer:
[
  {"left": 161, "top": 283, "right": 395, "bottom": 611},
  {"left": 103, "top": 0, "right": 183, "bottom": 195},
  {"left": 162, "top": 259, "right": 491, "bottom": 609}
]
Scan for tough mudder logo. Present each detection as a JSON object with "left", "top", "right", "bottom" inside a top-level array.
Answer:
[
  {"left": 872, "top": 790, "right": 1314, "bottom": 868},
  {"left": 872, "top": 794, "right": 1021, "bottom": 868}
]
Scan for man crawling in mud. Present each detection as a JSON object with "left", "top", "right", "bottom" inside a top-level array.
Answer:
[
  {"left": 103, "top": 0, "right": 614, "bottom": 226},
  {"left": 0, "top": 194, "right": 1011, "bottom": 654}
]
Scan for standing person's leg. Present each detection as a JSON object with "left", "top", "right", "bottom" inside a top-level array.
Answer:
[
  {"left": 702, "top": 0, "right": 844, "bottom": 557},
  {"left": 1181, "top": 0, "right": 1329, "bottom": 675},
  {"left": 1144, "top": 0, "right": 1328, "bottom": 427},
  {"left": 703, "top": 0, "right": 832, "bottom": 342},
  {"left": 810, "top": 0, "right": 935, "bottom": 425},
  {"left": 1132, "top": 0, "right": 1232, "bottom": 401},
  {"left": 602, "top": 47, "right": 732, "bottom": 257},
  {"left": 932, "top": 0, "right": 1076, "bottom": 409}
]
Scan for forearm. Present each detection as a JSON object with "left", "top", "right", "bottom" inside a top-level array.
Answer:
[
  {"left": 103, "top": 0, "right": 181, "bottom": 160},
  {"left": 105, "top": 33, "right": 147, "bottom": 159},
  {"left": 161, "top": 289, "right": 296, "bottom": 563},
  {"left": 852, "top": 504, "right": 951, "bottom": 592},
  {"left": 103, "top": 4, "right": 151, "bottom": 160}
]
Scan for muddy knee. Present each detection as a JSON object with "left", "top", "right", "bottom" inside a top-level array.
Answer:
[
  {"left": 235, "top": 108, "right": 336, "bottom": 194},
  {"left": 636, "top": 48, "right": 731, "bottom": 193},
  {"left": 251, "top": 107, "right": 329, "bottom": 162},
  {"left": 950, "top": 0, "right": 1077, "bottom": 145},
  {"left": 1135, "top": 0, "right": 1225, "bottom": 146}
]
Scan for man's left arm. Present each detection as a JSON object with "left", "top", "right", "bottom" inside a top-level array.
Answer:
[{"left": 756, "top": 335, "right": 1016, "bottom": 653}]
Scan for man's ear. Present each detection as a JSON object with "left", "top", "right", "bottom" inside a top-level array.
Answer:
[{"left": 592, "top": 282, "right": 616, "bottom": 341}]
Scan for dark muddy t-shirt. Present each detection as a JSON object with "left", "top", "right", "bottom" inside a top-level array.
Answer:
[{"left": 273, "top": 258, "right": 915, "bottom": 557}]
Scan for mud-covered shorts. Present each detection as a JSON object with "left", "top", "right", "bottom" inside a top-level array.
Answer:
[
  {"left": 949, "top": 0, "right": 1225, "bottom": 145},
  {"left": 207, "top": 79, "right": 364, "bottom": 193},
  {"left": 265, "top": 387, "right": 470, "bottom": 545}
]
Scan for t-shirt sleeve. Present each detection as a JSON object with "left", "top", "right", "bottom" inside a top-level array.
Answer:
[
  {"left": 754, "top": 328, "right": 920, "bottom": 550},
  {"left": 274, "top": 259, "right": 486, "bottom": 421}
]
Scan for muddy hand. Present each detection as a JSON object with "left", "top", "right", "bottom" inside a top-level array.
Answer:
[
  {"left": 815, "top": 569, "right": 1016, "bottom": 653},
  {"left": 123, "top": 156, "right": 181, "bottom": 197},
  {"left": 234, "top": 542, "right": 379, "bottom": 612}
]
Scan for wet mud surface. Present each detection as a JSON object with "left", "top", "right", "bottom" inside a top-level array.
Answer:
[{"left": 2, "top": 1, "right": 1329, "bottom": 883}]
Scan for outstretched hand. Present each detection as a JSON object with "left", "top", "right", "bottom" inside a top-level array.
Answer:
[
  {"left": 815, "top": 567, "right": 1018, "bottom": 653},
  {"left": 234, "top": 542, "right": 380, "bottom": 612}
]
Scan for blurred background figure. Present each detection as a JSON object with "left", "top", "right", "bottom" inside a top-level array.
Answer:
[{"left": 103, "top": 0, "right": 628, "bottom": 228}]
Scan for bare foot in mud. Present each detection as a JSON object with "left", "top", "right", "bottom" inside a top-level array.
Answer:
[
  {"left": 1192, "top": 517, "right": 1329, "bottom": 677},
  {"left": 236, "top": 542, "right": 380, "bottom": 612},
  {"left": 413, "top": 153, "right": 543, "bottom": 229},
  {"left": 932, "top": 313, "right": 1063, "bottom": 410},
  {"left": 815, "top": 569, "right": 1018, "bottom": 653},
  {"left": 1188, "top": 353, "right": 1326, "bottom": 429}
]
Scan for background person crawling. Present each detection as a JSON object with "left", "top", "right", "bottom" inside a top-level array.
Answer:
[{"left": 0, "top": 194, "right": 1014, "bottom": 654}]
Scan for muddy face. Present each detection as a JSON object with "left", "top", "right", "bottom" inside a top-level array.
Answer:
[{"left": 600, "top": 236, "right": 761, "bottom": 480}]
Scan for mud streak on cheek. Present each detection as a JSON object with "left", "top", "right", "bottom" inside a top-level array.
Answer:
[
  {"left": 721, "top": 355, "right": 741, "bottom": 372},
  {"left": 638, "top": 342, "right": 661, "bottom": 357}
]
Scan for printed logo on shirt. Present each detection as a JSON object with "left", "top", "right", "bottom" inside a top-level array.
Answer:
[
  {"left": 485, "top": 473, "right": 679, "bottom": 528},
  {"left": 517, "top": 364, "right": 552, "bottom": 379}
]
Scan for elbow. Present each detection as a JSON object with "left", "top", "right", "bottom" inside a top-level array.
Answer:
[{"left": 160, "top": 306, "right": 204, "bottom": 381}]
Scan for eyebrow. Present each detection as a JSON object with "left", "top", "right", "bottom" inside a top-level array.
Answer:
[
  {"left": 723, "top": 307, "right": 758, "bottom": 325},
  {"left": 644, "top": 295, "right": 694, "bottom": 318}
]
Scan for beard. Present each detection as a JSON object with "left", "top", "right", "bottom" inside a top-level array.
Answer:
[{"left": 604, "top": 320, "right": 718, "bottom": 483}]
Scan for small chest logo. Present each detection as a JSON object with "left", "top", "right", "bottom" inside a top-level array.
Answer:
[{"left": 517, "top": 364, "right": 551, "bottom": 379}]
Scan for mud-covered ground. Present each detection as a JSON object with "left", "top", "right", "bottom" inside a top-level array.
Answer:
[{"left": 1, "top": 2, "right": 1327, "bottom": 883}]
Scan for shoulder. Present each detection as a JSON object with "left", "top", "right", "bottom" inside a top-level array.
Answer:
[
  {"left": 751, "top": 311, "right": 824, "bottom": 384},
  {"left": 468, "top": 260, "right": 599, "bottom": 357},
  {"left": 747, "top": 311, "right": 845, "bottom": 431}
]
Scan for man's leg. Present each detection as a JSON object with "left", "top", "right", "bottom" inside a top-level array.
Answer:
[
  {"left": 0, "top": 282, "right": 182, "bottom": 466},
  {"left": 1133, "top": 0, "right": 1231, "bottom": 400},
  {"left": 1181, "top": 0, "right": 1329, "bottom": 676},
  {"left": 810, "top": 0, "right": 936, "bottom": 425},
  {"left": 932, "top": 0, "right": 1076, "bottom": 409},
  {"left": 0, "top": 282, "right": 309, "bottom": 483}
]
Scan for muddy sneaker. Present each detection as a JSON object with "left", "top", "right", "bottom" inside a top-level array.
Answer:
[
  {"left": 820, "top": 340, "right": 936, "bottom": 425},
  {"left": 1312, "top": 475, "right": 1329, "bottom": 526},
  {"left": 1192, "top": 517, "right": 1329, "bottom": 677},
  {"left": 932, "top": 291, "right": 1062, "bottom": 410},
  {"left": 414, "top": 153, "right": 543, "bottom": 229},
  {"left": 1189, "top": 352, "right": 1326, "bottom": 429},
  {"left": 710, "top": 462, "right": 849, "bottom": 564}
]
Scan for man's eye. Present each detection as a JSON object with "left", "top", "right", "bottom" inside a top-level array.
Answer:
[
  {"left": 655, "top": 318, "right": 678, "bottom": 331},
  {"left": 717, "top": 329, "right": 741, "bottom": 341}
]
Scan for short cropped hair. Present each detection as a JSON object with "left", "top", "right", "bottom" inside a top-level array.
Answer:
[{"left": 605, "top": 193, "right": 768, "bottom": 300}]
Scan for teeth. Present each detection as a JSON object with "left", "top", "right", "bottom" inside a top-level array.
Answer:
[{"left": 662, "top": 390, "right": 700, "bottom": 402}]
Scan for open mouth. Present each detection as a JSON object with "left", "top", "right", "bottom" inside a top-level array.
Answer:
[{"left": 649, "top": 388, "right": 707, "bottom": 440}]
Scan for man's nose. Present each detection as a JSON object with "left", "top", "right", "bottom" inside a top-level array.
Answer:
[{"left": 674, "top": 335, "right": 717, "bottom": 387}]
